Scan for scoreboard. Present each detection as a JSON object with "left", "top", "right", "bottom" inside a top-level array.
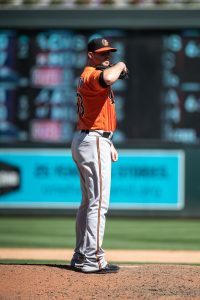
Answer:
[
  {"left": 0, "top": 29, "right": 200, "bottom": 145},
  {"left": 161, "top": 31, "right": 200, "bottom": 143}
]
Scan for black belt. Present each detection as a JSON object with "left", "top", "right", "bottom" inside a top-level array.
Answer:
[{"left": 81, "top": 130, "right": 113, "bottom": 139}]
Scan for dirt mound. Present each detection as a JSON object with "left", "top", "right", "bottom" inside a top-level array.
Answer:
[{"left": 0, "top": 264, "right": 200, "bottom": 299}]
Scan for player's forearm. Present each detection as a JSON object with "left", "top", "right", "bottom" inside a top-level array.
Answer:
[{"left": 103, "top": 62, "right": 126, "bottom": 85}]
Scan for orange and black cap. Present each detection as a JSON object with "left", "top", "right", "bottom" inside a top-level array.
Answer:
[{"left": 88, "top": 38, "right": 117, "bottom": 53}]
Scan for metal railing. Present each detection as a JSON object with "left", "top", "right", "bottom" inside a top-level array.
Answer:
[{"left": 1, "top": 0, "right": 200, "bottom": 8}]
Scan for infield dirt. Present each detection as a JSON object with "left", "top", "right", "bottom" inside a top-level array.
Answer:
[{"left": 0, "top": 264, "right": 200, "bottom": 299}]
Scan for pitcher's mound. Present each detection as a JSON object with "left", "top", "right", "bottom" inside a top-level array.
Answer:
[{"left": 0, "top": 264, "right": 200, "bottom": 299}]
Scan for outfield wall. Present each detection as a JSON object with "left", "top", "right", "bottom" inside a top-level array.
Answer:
[{"left": 1, "top": 146, "right": 200, "bottom": 217}]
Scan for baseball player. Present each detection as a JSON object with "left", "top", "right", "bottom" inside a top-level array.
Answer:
[{"left": 70, "top": 37, "right": 128, "bottom": 274}]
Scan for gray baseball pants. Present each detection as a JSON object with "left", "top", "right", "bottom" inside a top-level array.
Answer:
[{"left": 71, "top": 131, "right": 112, "bottom": 272}]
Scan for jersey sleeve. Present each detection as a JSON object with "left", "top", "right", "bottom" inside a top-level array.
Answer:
[{"left": 87, "top": 69, "right": 108, "bottom": 90}]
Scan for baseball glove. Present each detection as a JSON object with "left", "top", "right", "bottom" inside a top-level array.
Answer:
[
  {"left": 96, "top": 64, "right": 129, "bottom": 80},
  {"left": 118, "top": 68, "right": 129, "bottom": 80}
]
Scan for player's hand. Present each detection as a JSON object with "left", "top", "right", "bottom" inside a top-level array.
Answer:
[
  {"left": 110, "top": 144, "right": 118, "bottom": 162},
  {"left": 102, "top": 62, "right": 128, "bottom": 85},
  {"left": 118, "top": 63, "right": 129, "bottom": 79}
]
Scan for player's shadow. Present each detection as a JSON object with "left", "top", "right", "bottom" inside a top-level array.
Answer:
[
  {"left": 45, "top": 263, "right": 73, "bottom": 271},
  {"left": 0, "top": 262, "right": 74, "bottom": 271}
]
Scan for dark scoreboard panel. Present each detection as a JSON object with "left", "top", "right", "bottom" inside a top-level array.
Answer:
[{"left": 0, "top": 29, "right": 200, "bottom": 145}]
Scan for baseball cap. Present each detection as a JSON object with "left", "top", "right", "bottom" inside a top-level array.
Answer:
[{"left": 88, "top": 38, "right": 117, "bottom": 53}]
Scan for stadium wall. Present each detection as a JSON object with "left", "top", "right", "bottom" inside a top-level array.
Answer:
[{"left": 0, "top": 8, "right": 200, "bottom": 217}]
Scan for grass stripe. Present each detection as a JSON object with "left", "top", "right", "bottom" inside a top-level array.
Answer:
[{"left": 0, "top": 217, "right": 200, "bottom": 250}]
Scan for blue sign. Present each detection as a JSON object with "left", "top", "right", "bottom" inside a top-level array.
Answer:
[
  {"left": 111, "top": 150, "right": 184, "bottom": 209},
  {"left": 0, "top": 149, "right": 184, "bottom": 210}
]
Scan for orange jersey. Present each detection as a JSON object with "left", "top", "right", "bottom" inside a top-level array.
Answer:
[{"left": 76, "top": 66, "right": 116, "bottom": 132}]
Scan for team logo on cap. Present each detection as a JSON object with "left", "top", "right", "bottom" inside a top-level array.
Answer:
[{"left": 102, "top": 39, "right": 109, "bottom": 46}]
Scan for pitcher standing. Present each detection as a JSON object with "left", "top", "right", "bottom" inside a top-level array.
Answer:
[{"left": 70, "top": 37, "right": 128, "bottom": 274}]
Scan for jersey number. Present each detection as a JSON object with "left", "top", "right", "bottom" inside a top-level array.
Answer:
[{"left": 77, "top": 92, "right": 85, "bottom": 117}]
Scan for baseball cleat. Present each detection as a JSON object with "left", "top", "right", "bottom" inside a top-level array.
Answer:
[
  {"left": 70, "top": 253, "right": 86, "bottom": 268},
  {"left": 93, "top": 264, "right": 120, "bottom": 274},
  {"left": 70, "top": 263, "right": 120, "bottom": 274}
]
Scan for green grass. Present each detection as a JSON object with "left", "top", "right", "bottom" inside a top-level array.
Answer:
[
  {"left": 0, "top": 260, "right": 67, "bottom": 265},
  {"left": 0, "top": 217, "right": 200, "bottom": 250}
]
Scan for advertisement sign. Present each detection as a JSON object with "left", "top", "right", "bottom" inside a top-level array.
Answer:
[
  {"left": 0, "top": 149, "right": 184, "bottom": 210},
  {"left": 111, "top": 150, "right": 184, "bottom": 209}
]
